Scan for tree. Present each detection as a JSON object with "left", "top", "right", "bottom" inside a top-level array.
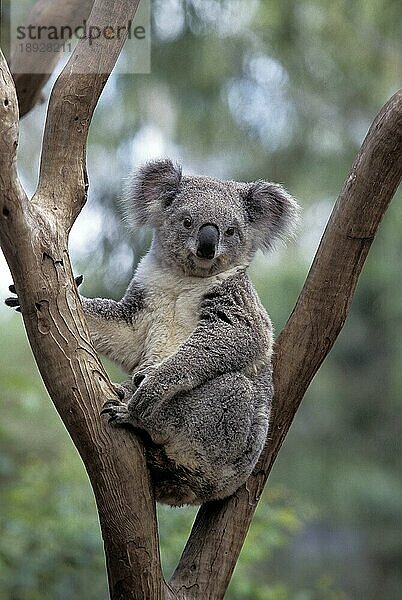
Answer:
[{"left": 0, "top": 1, "right": 401, "bottom": 598}]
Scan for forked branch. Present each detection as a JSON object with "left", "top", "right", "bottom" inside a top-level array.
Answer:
[{"left": 170, "top": 89, "right": 402, "bottom": 600}]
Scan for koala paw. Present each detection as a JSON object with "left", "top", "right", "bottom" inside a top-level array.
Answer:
[
  {"left": 5, "top": 284, "right": 21, "bottom": 312},
  {"left": 131, "top": 381, "right": 161, "bottom": 419},
  {"left": 100, "top": 381, "right": 132, "bottom": 423},
  {"left": 101, "top": 390, "right": 167, "bottom": 444},
  {"left": 74, "top": 274, "right": 84, "bottom": 288},
  {"left": 100, "top": 401, "right": 133, "bottom": 427},
  {"left": 101, "top": 380, "right": 171, "bottom": 445},
  {"left": 129, "top": 366, "right": 170, "bottom": 419}
]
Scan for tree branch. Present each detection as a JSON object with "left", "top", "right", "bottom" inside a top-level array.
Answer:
[
  {"left": 170, "top": 89, "right": 402, "bottom": 599},
  {"left": 0, "top": 52, "right": 20, "bottom": 186},
  {"left": 0, "top": 1, "right": 169, "bottom": 597},
  {"left": 34, "top": 0, "right": 141, "bottom": 227},
  {"left": 11, "top": 0, "right": 94, "bottom": 118},
  {"left": 0, "top": 50, "right": 28, "bottom": 257}
]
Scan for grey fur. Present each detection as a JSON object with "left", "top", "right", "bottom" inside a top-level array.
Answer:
[
  {"left": 82, "top": 158, "right": 300, "bottom": 505},
  {"left": 124, "top": 158, "right": 182, "bottom": 228}
]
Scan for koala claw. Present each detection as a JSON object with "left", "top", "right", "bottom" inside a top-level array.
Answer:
[
  {"left": 101, "top": 401, "right": 151, "bottom": 434},
  {"left": 113, "top": 383, "right": 127, "bottom": 400},
  {"left": 102, "top": 403, "right": 132, "bottom": 427},
  {"left": 100, "top": 382, "right": 133, "bottom": 419},
  {"left": 5, "top": 283, "right": 20, "bottom": 311},
  {"left": 5, "top": 296, "right": 21, "bottom": 311},
  {"left": 100, "top": 399, "right": 122, "bottom": 415}
]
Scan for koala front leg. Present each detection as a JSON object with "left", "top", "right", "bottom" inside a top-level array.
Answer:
[
  {"left": 80, "top": 279, "right": 144, "bottom": 368},
  {"left": 80, "top": 297, "right": 131, "bottom": 360}
]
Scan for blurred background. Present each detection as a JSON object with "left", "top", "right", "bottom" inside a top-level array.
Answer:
[{"left": 0, "top": 1, "right": 401, "bottom": 598}]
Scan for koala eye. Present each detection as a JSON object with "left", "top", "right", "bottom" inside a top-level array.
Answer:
[
  {"left": 183, "top": 217, "right": 193, "bottom": 229},
  {"left": 225, "top": 227, "right": 236, "bottom": 237}
]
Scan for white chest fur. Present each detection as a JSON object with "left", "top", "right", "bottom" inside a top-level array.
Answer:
[
  {"left": 137, "top": 280, "right": 201, "bottom": 366},
  {"left": 132, "top": 255, "right": 241, "bottom": 370}
]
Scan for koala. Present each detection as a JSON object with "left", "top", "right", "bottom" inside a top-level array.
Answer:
[{"left": 6, "top": 159, "right": 300, "bottom": 506}]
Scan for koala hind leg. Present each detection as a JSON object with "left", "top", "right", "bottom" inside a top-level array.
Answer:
[{"left": 145, "top": 371, "right": 270, "bottom": 505}]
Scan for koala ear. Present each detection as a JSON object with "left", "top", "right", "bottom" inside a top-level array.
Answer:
[
  {"left": 125, "top": 158, "right": 182, "bottom": 227},
  {"left": 244, "top": 181, "right": 301, "bottom": 252}
]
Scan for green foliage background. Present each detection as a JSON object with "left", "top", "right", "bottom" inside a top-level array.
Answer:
[{"left": 0, "top": 1, "right": 401, "bottom": 598}]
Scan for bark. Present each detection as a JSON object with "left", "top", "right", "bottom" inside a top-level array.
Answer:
[
  {"left": 0, "top": 1, "right": 401, "bottom": 598},
  {"left": 11, "top": 0, "right": 95, "bottom": 117}
]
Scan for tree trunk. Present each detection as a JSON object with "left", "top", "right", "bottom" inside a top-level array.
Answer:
[{"left": 0, "top": 2, "right": 401, "bottom": 598}]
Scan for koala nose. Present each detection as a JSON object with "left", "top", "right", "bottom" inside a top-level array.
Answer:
[{"left": 196, "top": 224, "right": 219, "bottom": 260}]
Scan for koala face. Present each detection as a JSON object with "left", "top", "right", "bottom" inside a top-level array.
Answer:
[{"left": 126, "top": 159, "right": 300, "bottom": 277}]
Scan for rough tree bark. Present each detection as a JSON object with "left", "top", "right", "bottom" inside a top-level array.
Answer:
[{"left": 0, "top": 1, "right": 401, "bottom": 599}]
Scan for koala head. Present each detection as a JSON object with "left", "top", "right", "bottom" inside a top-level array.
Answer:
[{"left": 126, "top": 158, "right": 300, "bottom": 277}]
